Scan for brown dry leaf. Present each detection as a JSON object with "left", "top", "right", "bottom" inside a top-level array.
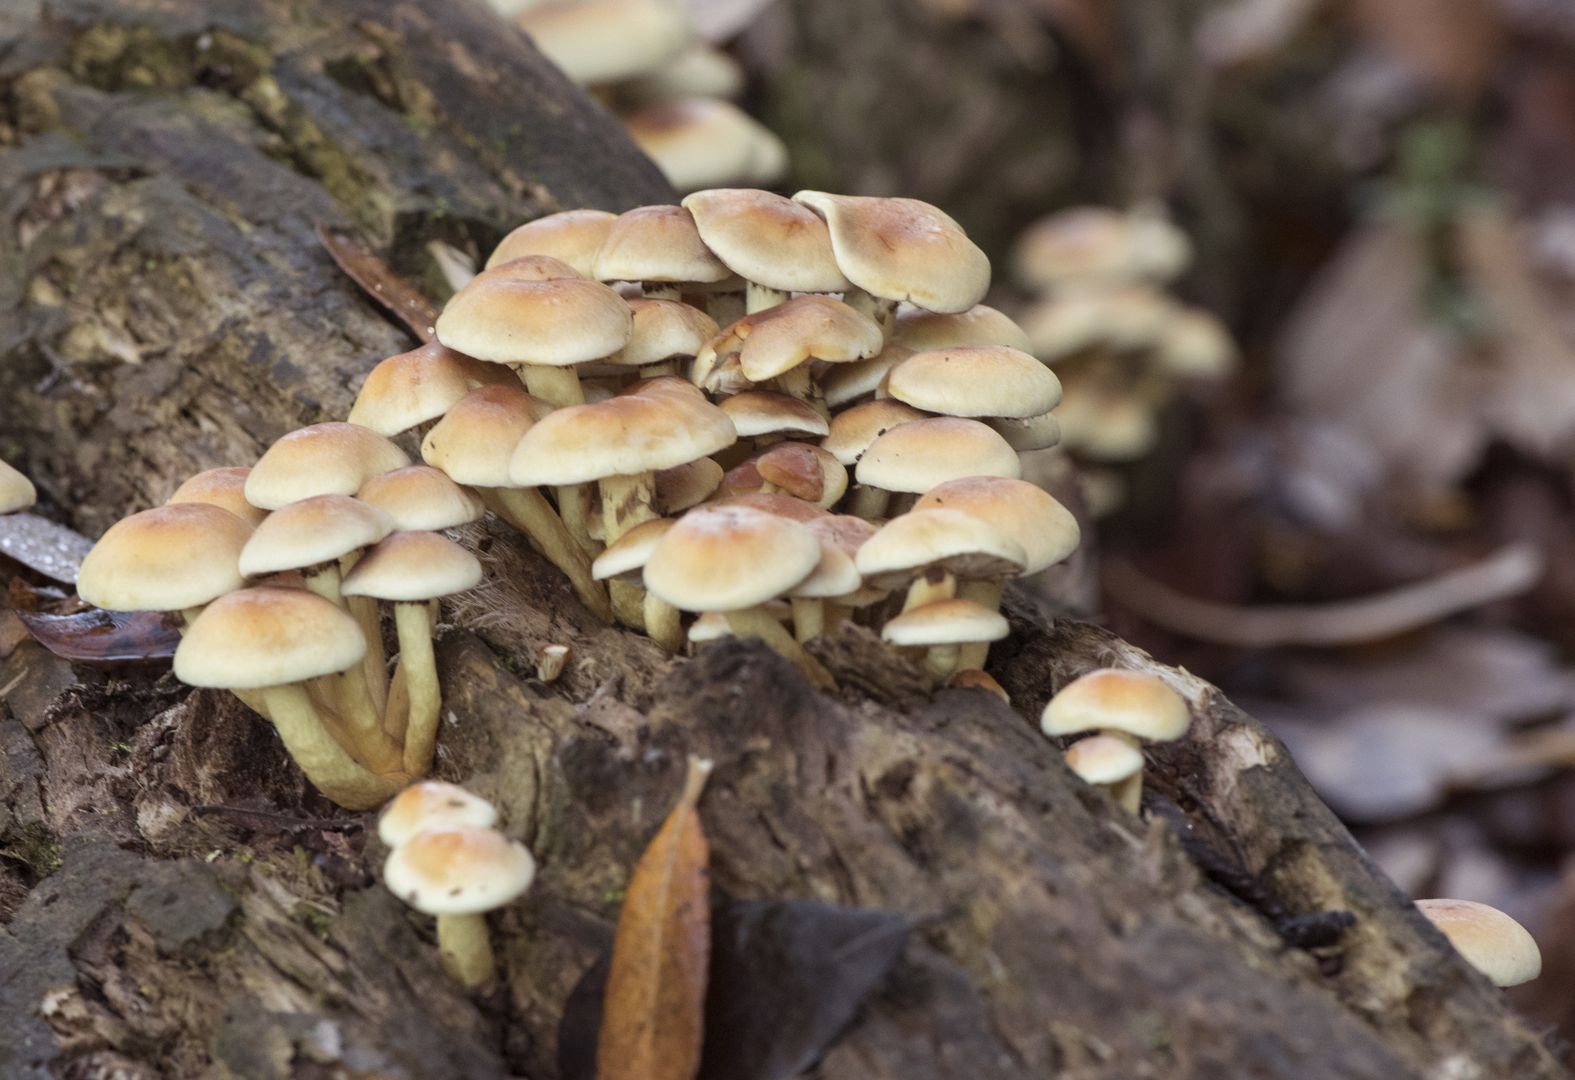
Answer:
[
  {"left": 315, "top": 224, "right": 438, "bottom": 344},
  {"left": 1349, "top": 0, "right": 1505, "bottom": 100},
  {"left": 597, "top": 756, "right": 714, "bottom": 1080}
]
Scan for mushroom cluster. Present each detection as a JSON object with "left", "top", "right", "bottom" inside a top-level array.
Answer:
[
  {"left": 371, "top": 188, "right": 1079, "bottom": 688},
  {"left": 379, "top": 780, "right": 536, "bottom": 988},
  {"left": 76, "top": 444, "right": 485, "bottom": 809},
  {"left": 1012, "top": 205, "right": 1237, "bottom": 515},
  {"left": 514, "top": 0, "right": 786, "bottom": 192}
]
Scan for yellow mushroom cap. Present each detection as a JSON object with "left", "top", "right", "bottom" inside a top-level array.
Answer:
[
  {"left": 893, "top": 304, "right": 1032, "bottom": 353},
  {"left": 246, "top": 423, "right": 410, "bottom": 510},
  {"left": 592, "top": 517, "right": 676, "bottom": 581},
  {"left": 886, "top": 346, "right": 1062, "bottom": 420},
  {"left": 357, "top": 466, "right": 485, "bottom": 532},
  {"left": 1041, "top": 669, "right": 1191, "bottom": 741},
  {"left": 486, "top": 210, "right": 617, "bottom": 278},
  {"left": 822, "top": 399, "right": 929, "bottom": 466},
  {"left": 436, "top": 275, "right": 632, "bottom": 368},
  {"left": 719, "top": 391, "right": 829, "bottom": 439},
  {"left": 822, "top": 344, "right": 914, "bottom": 408},
  {"left": 383, "top": 825, "right": 536, "bottom": 916},
  {"left": 341, "top": 531, "right": 482, "bottom": 602},
  {"left": 174, "top": 586, "right": 365, "bottom": 689},
  {"left": 626, "top": 100, "right": 788, "bottom": 194},
  {"left": 421, "top": 385, "right": 553, "bottom": 488},
  {"left": 792, "top": 191, "right": 991, "bottom": 313},
  {"left": 348, "top": 341, "right": 516, "bottom": 437},
  {"left": 378, "top": 781, "right": 499, "bottom": 848},
  {"left": 509, "top": 391, "right": 735, "bottom": 487},
  {"left": 855, "top": 507, "right": 1026, "bottom": 588},
  {"left": 856, "top": 417, "right": 1021, "bottom": 494},
  {"left": 882, "top": 597, "right": 1009, "bottom": 647},
  {"left": 238, "top": 495, "right": 392, "bottom": 577},
  {"left": 644, "top": 505, "right": 820, "bottom": 612},
  {"left": 168, "top": 467, "right": 267, "bottom": 527},
  {"left": 594, "top": 204, "right": 732, "bottom": 286},
  {"left": 1063, "top": 735, "right": 1145, "bottom": 786},
  {"left": 702, "top": 295, "right": 884, "bottom": 384},
  {"left": 77, "top": 503, "right": 252, "bottom": 612},
  {"left": 915, "top": 476, "right": 1079, "bottom": 574},
  {"left": 518, "top": 0, "right": 690, "bottom": 86},
  {"left": 609, "top": 299, "right": 719, "bottom": 368},
  {"left": 682, "top": 188, "right": 852, "bottom": 294},
  {"left": 1415, "top": 899, "right": 1542, "bottom": 987},
  {"left": 0, "top": 459, "right": 35, "bottom": 515}
]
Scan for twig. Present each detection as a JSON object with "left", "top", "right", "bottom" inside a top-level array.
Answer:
[{"left": 1105, "top": 542, "right": 1542, "bottom": 647}]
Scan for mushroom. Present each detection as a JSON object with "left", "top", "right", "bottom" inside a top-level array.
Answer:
[
  {"left": 892, "top": 303, "right": 1033, "bottom": 353},
  {"left": 238, "top": 495, "right": 401, "bottom": 771},
  {"left": 357, "top": 465, "right": 486, "bottom": 533},
  {"left": 421, "top": 385, "right": 611, "bottom": 621},
  {"left": 0, "top": 459, "right": 36, "bottom": 514},
  {"left": 175, "top": 586, "right": 402, "bottom": 808},
  {"left": 682, "top": 188, "right": 851, "bottom": 313},
  {"left": 655, "top": 457, "right": 724, "bottom": 515},
  {"left": 593, "top": 204, "right": 733, "bottom": 302},
  {"left": 378, "top": 780, "right": 498, "bottom": 847},
  {"left": 643, "top": 505, "right": 831, "bottom": 686},
  {"left": 516, "top": 0, "right": 691, "bottom": 86},
  {"left": 821, "top": 399, "right": 929, "bottom": 469},
  {"left": 341, "top": 531, "right": 484, "bottom": 777},
  {"left": 853, "top": 417, "right": 1021, "bottom": 518},
  {"left": 946, "top": 667, "right": 1010, "bottom": 703},
  {"left": 1156, "top": 308, "right": 1237, "bottom": 378},
  {"left": 694, "top": 295, "right": 882, "bottom": 408},
  {"left": 914, "top": 475, "right": 1080, "bottom": 669},
  {"left": 1063, "top": 735, "right": 1145, "bottom": 814},
  {"left": 792, "top": 191, "right": 991, "bottom": 336},
  {"left": 509, "top": 382, "right": 735, "bottom": 628},
  {"left": 348, "top": 341, "right": 516, "bottom": 438},
  {"left": 383, "top": 824, "right": 536, "bottom": 988},
  {"left": 605, "top": 297, "right": 718, "bottom": 379},
  {"left": 625, "top": 101, "right": 788, "bottom": 196},
  {"left": 166, "top": 467, "right": 267, "bottom": 527},
  {"left": 719, "top": 390, "right": 830, "bottom": 453},
  {"left": 1414, "top": 899, "right": 1542, "bottom": 988},
  {"left": 623, "top": 42, "right": 745, "bottom": 103},
  {"left": 1039, "top": 669, "right": 1191, "bottom": 815},
  {"left": 1013, "top": 204, "right": 1190, "bottom": 292},
  {"left": 244, "top": 423, "right": 410, "bottom": 510},
  {"left": 486, "top": 209, "right": 617, "bottom": 278},
  {"left": 786, "top": 518, "right": 866, "bottom": 642},
  {"left": 434, "top": 267, "right": 632, "bottom": 409},
  {"left": 881, "top": 597, "right": 1009, "bottom": 681},
  {"left": 591, "top": 517, "right": 681, "bottom": 651},
  {"left": 884, "top": 346, "right": 1062, "bottom": 428},
  {"left": 822, "top": 342, "right": 914, "bottom": 409},
  {"left": 77, "top": 503, "right": 252, "bottom": 624}
]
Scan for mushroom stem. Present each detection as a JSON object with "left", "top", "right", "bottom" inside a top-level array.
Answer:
[
  {"left": 725, "top": 607, "right": 835, "bottom": 689},
  {"left": 436, "top": 912, "right": 496, "bottom": 988},
  {"left": 384, "top": 661, "right": 409, "bottom": 742},
  {"left": 847, "top": 485, "right": 889, "bottom": 520},
  {"left": 746, "top": 282, "right": 787, "bottom": 313},
  {"left": 485, "top": 488, "right": 613, "bottom": 622},
  {"left": 556, "top": 483, "right": 601, "bottom": 556},
  {"left": 843, "top": 288, "right": 897, "bottom": 339},
  {"left": 601, "top": 472, "right": 658, "bottom": 631},
  {"left": 791, "top": 597, "right": 825, "bottom": 642},
  {"left": 260, "top": 683, "right": 404, "bottom": 809},
  {"left": 705, "top": 291, "right": 745, "bottom": 326},
  {"left": 643, "top": 283, "right": 681, "bottom": 301},
  {"left": 395, "top": 600, "right": 443, "bottom": 777},
  {"left": 521, "top": 365, "right": 584, "bottom": 409},
  {"left": 956, "top": 579, "right": 1006, "bottom": 670},
  {"left": 304, "top": 564, "right": 401, "bottom": 772},
  {"left": 1111, "top": 774, "right": 1143, "bottom": 815},
  {"left": 644, "top": 591, "right": 684, "bottom": 653},
  {"left": 774, "top": 363, "right": 812, "bottom": 403},
  {"left": 342, "top": 570, "right": 388, "bottom": 720},
  {"left": 903, "top": 569, "right": 956, "bottom": 613},
  {"left": 638, "top": 360, "right": 678, "bottom": 379},
  {"left": 925, "top": 645, "right": 960, "bottom": 682}
]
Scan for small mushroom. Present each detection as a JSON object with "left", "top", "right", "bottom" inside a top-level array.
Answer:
[
  {"left": 881, "top": 597, "right": 1008, "bottom": 681},
  {"left": 486, "top": 209, "right": 617, "bottom": 278},
  {"left": 245, "top": 423, "right": 409, "bottom": 510},
  {"left": 1063, "top": 735, "right": 1145, "bottom": 814},
  {"left": 1414, "top": 899, "right": 1542, "bottom": 987},
  {"left": 383, "top": 825, "right": 536, "bottom": 988},
  {"left": 347, "top": 341, "right": 516, "bottom": 438},
  {"left": 378, "top": 781, "right": 498, "bottom": 848},
  {"left": 1040, "top": 669, "right": 1191, "bottom": 815},
  {"left": 853, "top": 417, "right": 1020, "bottom": 518},
  {"left": 591, "top": 518, "right": 681, "bottom": 651},
  {"left": 341, "top": 532, "right": 484, "bottom": 777}
]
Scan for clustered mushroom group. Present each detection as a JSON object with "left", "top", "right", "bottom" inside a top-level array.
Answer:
[
  {"left": 1012, "top": 205, "right": 1237, "bottom": 515},
  {"left": 513, "top": 0, "right": 786, "bottom": 193}
]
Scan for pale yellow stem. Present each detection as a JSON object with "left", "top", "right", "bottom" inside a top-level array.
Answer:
[
  {"left": 902, "top": 570, "right": 956, "bottom": 613},
  {"left": 396, "top": 602, "right": 441, "bottom": 777},
  {"left": 791, "top": 597, "right": 825, "bottom": 642},
  {"left": 437, "top": 912, "right": 495, "bottom": 988},
  {"left": 644, "top": 592, "right": 684, "bottom": 653},
  {"left": 725, "top": 607, "right": 835, "bottom": 689},
  {"left": 486, "top": 487, "right": 613, "bottom": 622},
  {"left": 522, "top": 364, "right": 584, "bottom": 408},
  {"left": 746, "top": 281, "right": 788, "bottom": 313},
  {"left": 260, "top": 683, "right": 404, "bottom": 810},
  {"left": 956, "top": 579, "right": 1006, "bottom": 671}
]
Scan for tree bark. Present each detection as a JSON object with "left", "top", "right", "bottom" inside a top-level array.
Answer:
[{"left": 0, "top": 1, "right": 1567, "bottom": 1078}]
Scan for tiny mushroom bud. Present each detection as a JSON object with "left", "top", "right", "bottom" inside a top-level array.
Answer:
[
  {"left": 245, "top": 423, "right": 410, "bottom": 511},
  {"left": 1415, "top": 899, "right": 1542, "bottom": 988},
  {"left": 378, "top": 781, "right": 498, "bottom": 848},
  {"left": 383, "top": 825, "right": 536, "bottom": 988},
  {"left": 342, "top": 531, "right": 484, "bottom": 777},
  {"left": 537, "top": 643, "right": 572, "bottom": 684},
  {"left": 0, "top": 459, "right": 36, "bottom": 514},
  {"left": 947, "top": 668, "right": 1010, "bottom": 704},
  {"left": 176, "top": 587, "right": 399, "bottom": 808},
  {"left": 1063, "top": 735, "right": 1146, "bottom": 814},
  {"left": 167, "top": 467, "right": 267, "bottom": 527}
]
